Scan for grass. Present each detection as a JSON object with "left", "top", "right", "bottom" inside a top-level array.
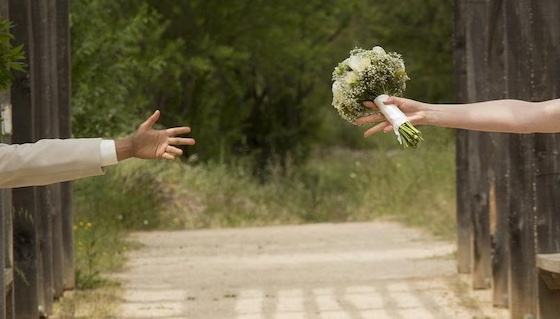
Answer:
[
  {"left": 51, "top": 286, "right": 119, "bottom": 319},
  {"left": 54, "top": 128, "right": 457, "bottom": 317},
  {"left": 157, "top": 128, "right": 456, "bottom": 238}
]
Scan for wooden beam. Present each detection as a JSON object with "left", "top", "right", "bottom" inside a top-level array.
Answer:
[{"left": 537, "top": 254, "right": 560, "bottom": 274}]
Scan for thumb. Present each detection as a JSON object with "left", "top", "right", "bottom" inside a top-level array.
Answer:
[{"left": 139, "top": 110, "right": 160, "bottom": 130}]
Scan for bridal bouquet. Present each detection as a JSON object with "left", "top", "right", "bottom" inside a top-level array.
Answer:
[{"left": 331, "top": 46, "right": 423, "bottom": 148}]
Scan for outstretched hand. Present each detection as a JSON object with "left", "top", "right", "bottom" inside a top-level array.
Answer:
[
  {"left": 116, "top": 110, "right": 196, "bottom": 161},
  {"left": 355, "top": 96, "right": 427, "bottom": 137}
]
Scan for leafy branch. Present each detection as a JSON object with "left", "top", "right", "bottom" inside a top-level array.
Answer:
[{"left": 0, "top": 17, "right": 26, "bottom": 92}]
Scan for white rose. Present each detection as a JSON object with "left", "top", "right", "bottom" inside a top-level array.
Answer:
[
  {"left": 372, "top": 46, "right": 386, "bottom": 55},
  {"left": 344, "top": 71, "right": 359, "bottom": 85},
  {"left": 348, "top": 54, "right": 371, "bottom": 73},
  {"left": 332, "top": 81, "right": 343, "bottom": 101}
]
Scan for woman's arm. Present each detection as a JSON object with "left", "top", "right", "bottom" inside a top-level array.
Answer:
[{"left": 355, "top": 97, "right": 560, "bottom": 136}]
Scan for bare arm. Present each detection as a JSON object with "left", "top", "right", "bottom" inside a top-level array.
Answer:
[{"left": 355, "top": 97, "right": 560, "bottom": 136}]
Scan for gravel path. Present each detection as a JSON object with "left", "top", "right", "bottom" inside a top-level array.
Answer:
[{"left": 115, "top": 222, "right": 509, "bottom": 319}]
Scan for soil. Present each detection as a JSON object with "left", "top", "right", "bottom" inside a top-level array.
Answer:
[{"left": 115, "top": 221, "right": 509, "bottom": 319}]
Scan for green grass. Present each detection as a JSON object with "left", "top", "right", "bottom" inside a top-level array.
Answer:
[{"left": 154, "top": 127, "right": 457, "bottom": 238}]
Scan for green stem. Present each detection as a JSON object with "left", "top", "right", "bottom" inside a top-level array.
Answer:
[{"left": 398, "top": 121, "right": 423, "bottom": 149}]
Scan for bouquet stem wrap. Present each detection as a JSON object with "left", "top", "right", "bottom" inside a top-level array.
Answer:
[{"left": 374, "top": 94, "right": 423, "bottom": 148}]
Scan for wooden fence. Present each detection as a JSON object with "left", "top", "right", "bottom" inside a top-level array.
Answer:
[
  {"left": 1, "top": 0, "right": 73, "bottom": 318},
  {"left": 455, "top": 0, "right": 560, "bottom": 318}
]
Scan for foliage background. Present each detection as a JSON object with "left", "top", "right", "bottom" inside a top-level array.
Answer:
[
  {"left": 67, "top": 0, "right": 457, "bottom": 301},
  {"left": 70, "top": 0, "right": 455, "bottom": 164}
]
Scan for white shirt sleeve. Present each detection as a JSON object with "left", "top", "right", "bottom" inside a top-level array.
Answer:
[{"left": 100, "top": 139, "right": 119, "bottom": 167}]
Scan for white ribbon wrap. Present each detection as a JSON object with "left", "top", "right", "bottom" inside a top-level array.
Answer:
[{"left": 373, "top": 94, "right": 408, "bottom": 144}]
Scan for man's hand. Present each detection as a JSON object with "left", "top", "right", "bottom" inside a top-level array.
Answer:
[{"left": 115, "top": 110, "right": 195, "bottom": 161}]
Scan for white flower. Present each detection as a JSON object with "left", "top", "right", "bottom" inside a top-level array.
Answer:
[
  {"left": 331, "top": 81, "right": 344, "bottom": 102},
  {"left": 331, "top": 46, "right": 410, "bottom": 124},
  {"left": 348, "top": 54, "right": 371, "bottom": 73},
  {"left": 372, "top": 46, "right": 386, "bottom": 55},
  {"left": 344, "top": 71, "right": 358, "bottom": 85}
]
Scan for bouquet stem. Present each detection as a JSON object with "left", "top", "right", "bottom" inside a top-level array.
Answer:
[{"left": 373, "top": 94, "right": 423, "bottom": 148}]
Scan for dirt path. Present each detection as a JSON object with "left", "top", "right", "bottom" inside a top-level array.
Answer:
[{"left": 115, "top": 222, "right": 509, "bottom": 319}]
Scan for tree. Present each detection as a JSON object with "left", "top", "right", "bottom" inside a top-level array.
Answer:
[
  {"left": 70, "top": 0, "right": 180, "bottom": 137},
  {"left": 146, "top": 0, "right": 368, "bottom": 172}
]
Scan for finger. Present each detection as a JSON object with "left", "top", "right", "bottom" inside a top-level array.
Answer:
[
  {"left": 364, "top": 121, "right": 391, "bottom": 138},
  {"left": 169, "top": 137, "right": 195, "bottom": 146},
  {"left": 162, "top": 152, "right": 175, "bottom": 160},
  {"left": 385, "top": 96, "right": 404, "bottom": 106},
  {"left": 363, "top": 101, "right": 378, "bottom": 110},
  {"left": 166, "top": 126, "right": 191, "bottom": 136},
  {"left": 355, "top": 113, "right": 385, "bottom": 125},
  {"left": 140, "top": 110, "right": 161, "bottom": 130},
  {"left": 166, "top": 145, "right": 184, "bottom": 156},
  {"left": 406, "top": 114, "right": 423, "bottom": 125}
]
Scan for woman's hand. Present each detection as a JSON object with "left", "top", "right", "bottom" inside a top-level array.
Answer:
[{"left": 355, "top": 96, "right": 428, "bottom": 137}]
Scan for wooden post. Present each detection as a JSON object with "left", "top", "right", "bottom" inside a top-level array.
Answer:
[
  {"left": 507, "top": 134, "right": 537, "bottom": 318},
  {"left": 0, "top": 5, "right": 14, "bottom": 319},
  {"left": 490, "top": 132, "right": 511, "bottom": 308},
  {"left": 56, "top": 0, "right": 74, "bottom": 291},
  {"left": 9, "top": 0, "right": 43, "bottom": 318},
  {"left": 529, "top": 1, "right": 560, "bottom": 318},
  {"left": 453, "top": 0, "right": 471, "bottom": 275},
  {"left": 468, "top": 131, "right": 492, "bottom": 289},
  {"left": 30, "top": 0, "right": 55, "bottom": 314},
  {"left": 464, "top": 0, "right": 492, "bottom": 290},
  {"left": 486, "top": 0, "right": 509, "bottom": 308},
  {"left": 535, "top": 134, "right": 560, "bottom": 318},
  {"left": 46, "top": 0, "right": 64, "bottom": 299},
  {"left": 504, "top": 0, "right": 538, "bottom": 317}
]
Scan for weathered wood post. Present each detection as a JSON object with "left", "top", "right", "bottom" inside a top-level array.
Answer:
[
  {"left": 30, "top": 0, "right": 57, "bottom": 314},
  {"left": 528, "top": 1, "right": 560, "bottom": 318},
  {"left": 453, "top": 0, "right": 471, "bottom": 275},
  {"left": 9, "top": 0, "right": 44, "bottom": 317},
  {"left": 0, "top": 3, "right": 14, "bottom": 319},
  {"left": 507, "top": 135, "right": 537, "bottom": 318},
  {"left": 486, "top": 0, "right": 510, "bottom": 308},
  {"left": 45, "top": 0, "right": 65, "bottom": 300},
  {"left": 56, "top": 0, "right": 74, "bottom": 291},
  {"left": 458, "top": 0, "right": 493, "bottom": 290}
]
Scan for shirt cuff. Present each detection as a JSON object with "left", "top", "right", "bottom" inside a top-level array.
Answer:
[{"left": 100, "top": 139, "right": 118, "bottom": 167}]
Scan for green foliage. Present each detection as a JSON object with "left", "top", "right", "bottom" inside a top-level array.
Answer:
[
  {"left": 73, "top": 162, "right": 164, "bottom": 231},
  {"left": 72, "top": 160, "right": 164, "bottom": 289},
  {"left": 70, "top": 0, "right": 181, "bottom": 137},
  {"left": 365, "top": 0, "right": 455, "bottom": 103},
  {"left": 152, "top": 144, "right": 456, "bottom": 238},
  {"left": 145, "top": 0, "right": 370, "bottom": 171},
  {"left": 0, "top": 17, "right": 25, "bottom": 92},
  {"left": 70, "top": 0, "right": 455, "bottom": 168}
]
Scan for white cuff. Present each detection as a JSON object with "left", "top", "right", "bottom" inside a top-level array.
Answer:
[{"left": 100, "top": 139, "right": 118, "bottom": 167}]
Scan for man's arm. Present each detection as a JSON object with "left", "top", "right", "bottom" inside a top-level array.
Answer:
[
  {"left": 0, "top": 110, "right": 195, "bottom": 188},
  {"left": 0, "top": 138, "right": 106, "bottom": 188}
]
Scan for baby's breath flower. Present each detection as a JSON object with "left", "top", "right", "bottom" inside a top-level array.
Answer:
[{"left": 331, "top": 46, "right": 422, "bottom": 148}]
